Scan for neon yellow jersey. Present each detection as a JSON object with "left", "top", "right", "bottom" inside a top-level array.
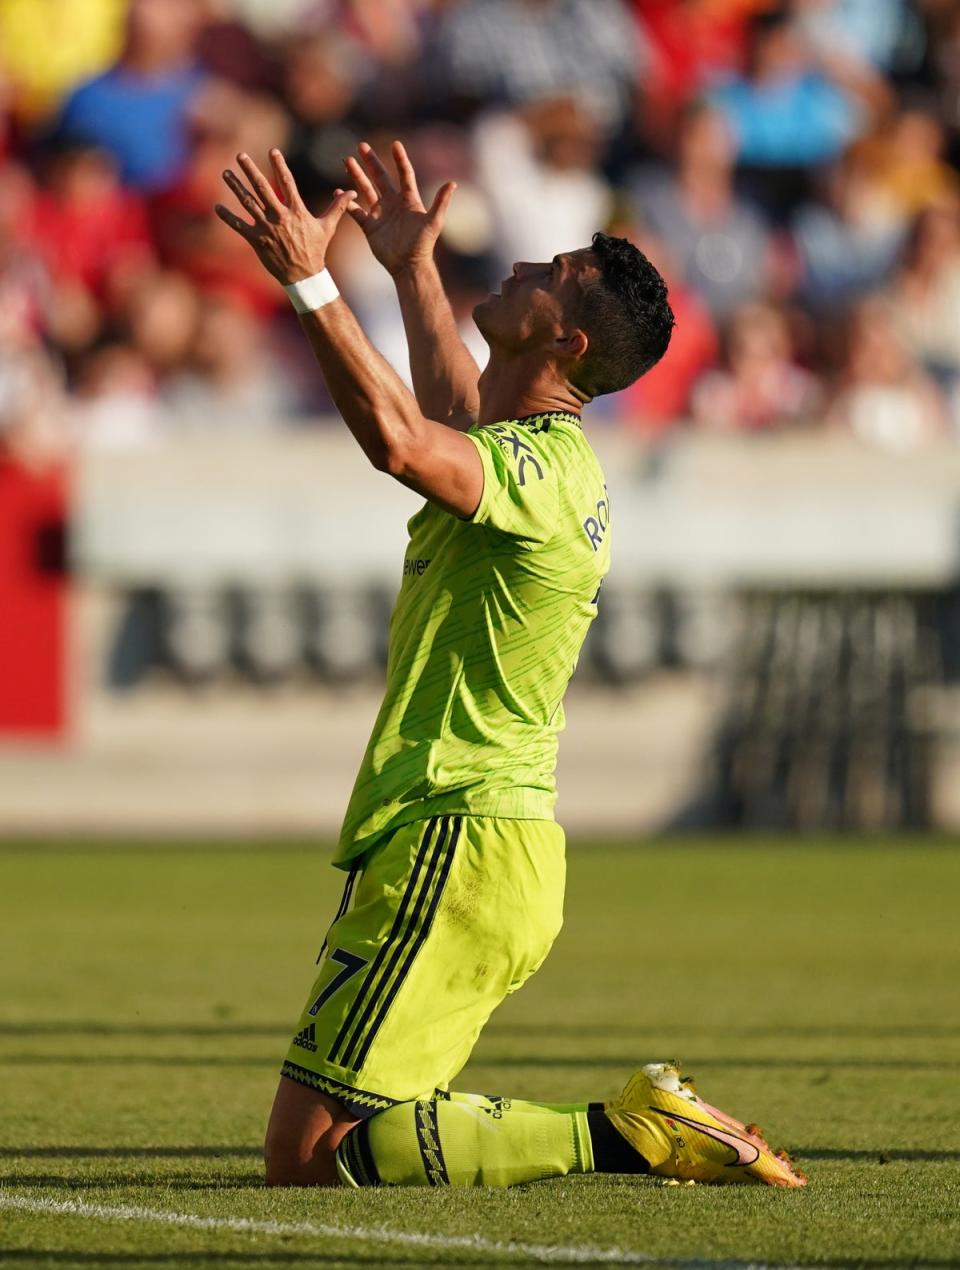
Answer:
[{"left": 336, "top": 411, "right": 611, "bottom": 864}]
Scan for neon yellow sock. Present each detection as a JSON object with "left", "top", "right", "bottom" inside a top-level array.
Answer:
[{"left": 337, "top": 1092, "right": 594, "bottom": 1188}]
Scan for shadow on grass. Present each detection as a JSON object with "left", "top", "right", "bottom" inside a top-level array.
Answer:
[
  {"left": 0, "top": 1149, "right": 260, "bottom": 1160},
  {"left": 471, "top": 1056, "right": 960, "bottom": 1071},
  {"left": 0, "top": 1024, "right": 289, "bottom": 1040},
  {"left": 0, "top": 1174, "right": 263, "bottom": 1190},
  {"left": 0, "top": 1256, "right": 476, "bottom": 1268},
  {"left": 794, "top": 1148, "right": 960, "bottom": 1162},
  {"left": 0, "top": 1057, "right": 276, "bottom": 1068}
]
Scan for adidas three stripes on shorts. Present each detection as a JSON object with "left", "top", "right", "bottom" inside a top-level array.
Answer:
[{"left": 281, "top": 815, "right": 566, "bottom": 1117}]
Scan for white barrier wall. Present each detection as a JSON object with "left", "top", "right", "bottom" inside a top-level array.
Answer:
[{"left": 74, "top": 430, "right": 960, "bottom": 589}]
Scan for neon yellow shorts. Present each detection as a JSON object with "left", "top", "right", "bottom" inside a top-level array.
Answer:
[{"left": 281, "top": 815, "right": 565, "bottom": 1118}]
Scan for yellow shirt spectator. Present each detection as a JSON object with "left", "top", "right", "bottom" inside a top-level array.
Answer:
[{"left": 0, "top": 0, "right": 127, "bottom": 123}]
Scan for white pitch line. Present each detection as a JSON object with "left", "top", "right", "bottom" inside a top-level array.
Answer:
[{"left": 0, "top": 1191, "right": 793, "bottom": 1269}]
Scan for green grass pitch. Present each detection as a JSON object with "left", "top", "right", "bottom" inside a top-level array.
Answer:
[{"left": 1, "top": 839, "right": 958, "bottom": 1268}]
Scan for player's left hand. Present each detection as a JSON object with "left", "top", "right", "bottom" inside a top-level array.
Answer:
[
  {"left": 344, "top": 140, "right": 455, "bottom": 277},
  {"left": 215, "top": 150, "right": 356, "bottom": 284}
]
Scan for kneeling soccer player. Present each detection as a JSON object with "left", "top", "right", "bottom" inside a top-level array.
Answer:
[{"left": 215, "top": 141, "right": 805, "bottom": 1190}]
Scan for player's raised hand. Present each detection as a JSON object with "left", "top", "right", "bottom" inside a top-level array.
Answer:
[
  {"left": 345, "top": 140, "right": 455, "bottom": 277},
  {"left": 215, "top": 149, "right": 356, "bottom": 283}
]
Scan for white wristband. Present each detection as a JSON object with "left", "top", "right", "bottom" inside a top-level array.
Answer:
[{"left": 284, "top": 269, "right": 339, "bottom": 314}]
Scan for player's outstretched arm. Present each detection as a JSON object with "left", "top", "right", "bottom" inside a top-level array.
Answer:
[
  {"left": 215, "top": 150, "right": 483, "bottom": 518},
  {"left": 344, "top": 141, "right": 481, "bottom": 431}
]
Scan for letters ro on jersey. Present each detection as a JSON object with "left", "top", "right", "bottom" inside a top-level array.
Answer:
[{"left": 583, "top": 486, "right": 610, "bottom": 552}]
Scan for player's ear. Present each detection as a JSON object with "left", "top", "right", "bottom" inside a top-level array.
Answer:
[{"left": 551, "top": 328, "right": 589, "bottom": 361}]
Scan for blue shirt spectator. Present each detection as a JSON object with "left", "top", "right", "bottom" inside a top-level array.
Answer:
[
  {"left": 58, "top": 63, "right": 205, "bottom": 192},
  {"left": 709, "top": 13, "right": 865, "bottom": 170},
  {"left": 792, "top": 154, "right": 906, "bottom": 311},
  {"left": 711, "top": 71, "right": 859, "bottom": 169}
]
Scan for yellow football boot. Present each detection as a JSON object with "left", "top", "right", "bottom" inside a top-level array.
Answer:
[{"left": 604, "top": 1061, "right": 806, "bottom": 1188}]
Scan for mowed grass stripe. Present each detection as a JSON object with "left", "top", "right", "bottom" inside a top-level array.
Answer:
[{"left": 0, "top": 1192, "right": 801, "bottom": 1269}]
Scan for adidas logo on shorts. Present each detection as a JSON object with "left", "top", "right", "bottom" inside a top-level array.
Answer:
[{"left": 292, "top": 1022, "right": 318, "bottom": 1053}]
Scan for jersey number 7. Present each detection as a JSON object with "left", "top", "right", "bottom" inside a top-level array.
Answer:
[{"left": 307, "top": 947, "right": 368, "bottom": 1017}]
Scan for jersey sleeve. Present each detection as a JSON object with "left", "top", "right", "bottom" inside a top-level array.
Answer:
[{"left": 465, "top": 424, "right": 560, "bottom": 544}]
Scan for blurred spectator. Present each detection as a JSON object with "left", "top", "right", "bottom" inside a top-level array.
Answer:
[
  {"left": 344, "top": 0, "right": 426, "bottom": 66},
  {"left": 692, "top": 300, "right": 822, "bottom": 432},
  {"left": 930, "top": 6, "right": 960, "bottom": 164},
  {"left": 859, "top": 102, "right": 959, "bottom": 219},
  {"left": 0, "top": 164, "right": 50, "bottom": 352},
  {"left": 71, "top": 340, "right": 167, "bottom": 448},
  {"left": 282, "top": 31, "right": 366, "bottom": 212},
  {"left": 194, "top": 5, "right": 280, "bottom": 94},
  {"left": 166, "top": 294, "right": 302, "bottom": 428},
  {"left": 888, "top": 199, "right": 960, "bottom": 422},
  {"left": 221, "top": 0, "right": 317, "bottom": 41},
  {"left": 226, "top": 0, "right": 427, "bottom": 56},
  {"left": 0, "top": 346, "right": 68, "bottom": 468},
  {"left": 792, "top": 144, "right": 906, "bottom": 312},
  {"left": 56, "top": 0, "right": 208, "bottom": 191},
  {"left": 473, "top": 99, "right": 613, "bottom": 275},
  {"left": 631, "top": 104, "right": 773, "bottom": 319},
  {"left": 431, "top": 0, "right": 642, "bottom": 135},
  {"left": 708, "top": 11, "right": 879, "bottom": 171},
  {"left": 149, "top": 82, "right": 290, "bottom": 314},
  {"left": 630, "top": 0, "right": 760, "bottom": 135},
  {"left": 0, "top": 73, "right": 14, "bottom": 163},
  {"left": 827, "top": 296, "right": 947, "bottom": 449},
  {"left": 123, "top": 268, "right": 200, "bottom": 377},
  {"left": 29, "top": 138, "right": 154, "bottom": 349},
  {"left": 0, "top": 0, "right": 126, "bottom": 125},
  {"left": 792, "top": 0, "right": 910, "bottom": 73}
]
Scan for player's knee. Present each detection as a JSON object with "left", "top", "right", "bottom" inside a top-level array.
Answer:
[
  {"left": 263, "top": 1110, "right": 341, "bottom": 1187},
  {"left": 263, "top": 1077, "right": 354, "bottom": 1186}
]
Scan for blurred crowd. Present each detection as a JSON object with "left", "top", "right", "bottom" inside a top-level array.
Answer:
[{"left": 2, "top": 0, "right": 960, "bottom": 464}]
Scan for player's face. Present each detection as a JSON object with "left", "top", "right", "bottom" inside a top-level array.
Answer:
[{"left": 473, "top": 248, "right": 600, "bottom": 352}]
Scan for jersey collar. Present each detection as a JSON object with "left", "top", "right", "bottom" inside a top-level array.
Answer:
[{"left": 505, "top": 411, "right": 583, "bottom": 432}]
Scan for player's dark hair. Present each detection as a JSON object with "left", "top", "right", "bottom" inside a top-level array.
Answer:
[{"left": 572, "top": 232, "right": 674, "bottom": 399}]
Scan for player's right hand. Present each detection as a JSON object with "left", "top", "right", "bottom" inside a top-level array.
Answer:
[
  {"left": 215, "top": 149, "right": 355, "bottom": 285},
  {"left": 344, "top": 141, "right": 455, "bottom": 277}
]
